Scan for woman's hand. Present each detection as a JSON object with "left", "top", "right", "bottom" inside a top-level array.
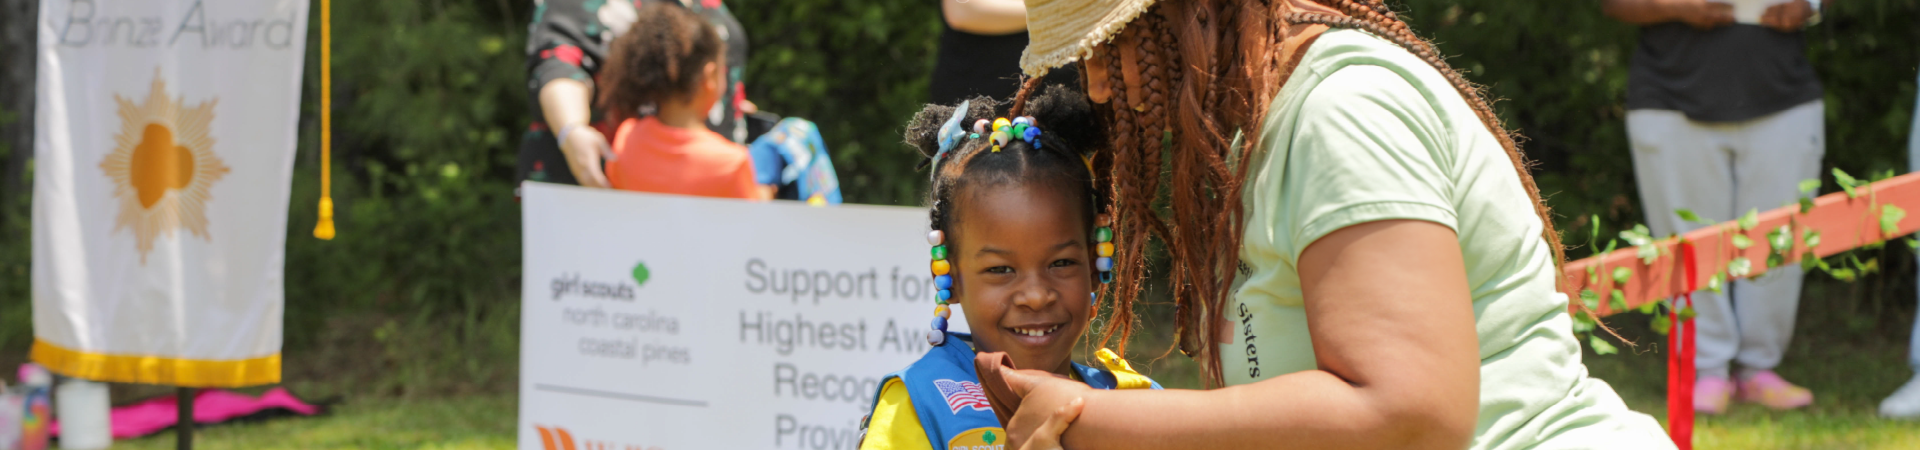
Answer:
[
  {"left": 998, "top": 368, "right": 1094, "bottom": 449},
  {"left": 1019, "top": 397, "right": 1085, "bottom": 450},
  {"left": 557, "top": 124, "right": 614, "bottom": 188},
  {"left": 1760, "top": 0, "right": 1815, "bottom": 32}
]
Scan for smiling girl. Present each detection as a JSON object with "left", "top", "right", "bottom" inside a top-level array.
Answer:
[{"left": 856, "top": 86, "right": 1158, "bottom": 450}]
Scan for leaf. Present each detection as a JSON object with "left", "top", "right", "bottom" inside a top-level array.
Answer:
[
  {"left": 1798, "top": 179, "right": 1821, "bottom": 195},
  {"left": 1799, "top": 197, "right": 1815, "bottom": 213},
  {"left": 1589, "top": 214, "right": 1602, "bottom": 243},
  {"left": 1738, "top": 208, "right": 1760, "bottom": 230},
  {"left": 1707, "top": 273, "right": 1725, "bottom": 293},
  {"left": 1678, "top": 306, "right": 1697, "bottom": 321},
  {"left": 1834, "top": 168, "right": 1860, "bottom": 198},
  {"left": 1637, "top": 243, "right": 1661, "bottom": 266},
  {"left": 1571, "top": 315, "right": 1595, "bottom": 334},
  {"left": 1586, "top": 266, "right": 1599, "bottom": 284},
  {"left": 1731, "top": 234, "right": 1753, "bottom": 250},
  {"left": 1612, "top": 266, "right": 1632, "bottom": 284},
  {"left": 1862, "top": 258, "right": 1881, "bottom": 275},
  {"left": 1882, "top": 204, "right": 1907, "bottom": 235},
  {"left": 1768, "top": 225, "right": 1792, "bottom": 251},
  {"left": 1675, "top": 209, "right": 1708, "bottom": 224},
  {"left": 1610, "top": 289, "right": 1627, "bottom": 312},
  {"left": 1728, "top": 258, "right": 1753, "bottom": 278},
  {"left": 1579, "top": 289, "right": 1600, "bottom": 311},
  {"left": 1908, "top": 237, "right": 1919, "bottom": 249},
  {"left": 1803, "top": 230, "right": 1822, "bottom": 250},
  {"left": 1589, "top": 335, "right": 1619, "bottom": 355},
  {"left": 1637, "top": 298, "right": 1660, "bottom": 314},
  {"left": 1767, "top": 253, "right": 1785, "bottom": 268},
  {"left": 1619, "top": 225, "right": 1653, "bottom": 246},
  {"left": 1650, "top": 314, "right": 1673, "bottom": 335},
  {"left": 1830, "top": 267, "right": 1858, "bottom": 281},
  {"left": 1804, "top": 253, "right": 1826, "bottom": 270}
]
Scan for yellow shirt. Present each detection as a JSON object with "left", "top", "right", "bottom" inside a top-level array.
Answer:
[{"left": 859, "top": 349, "right": 1153, "bottom": 450}]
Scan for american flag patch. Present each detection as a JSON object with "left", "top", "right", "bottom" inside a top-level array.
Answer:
[{"left": 933, "top": 379, "right": 992, "bottom": 413}]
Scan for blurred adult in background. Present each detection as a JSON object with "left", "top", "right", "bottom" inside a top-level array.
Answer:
[
  {"left": 519, "top": 0, "right": 752, "bottom": 190},
  {"left": 1603, "top": 0, "right": 1823, "bottom": 413},
  {"left": 1886, "top": 69, "right": 1920, "bottom": 419},
  {"left": 930, "top": 0, "right": 1079, "bottom": 105}
]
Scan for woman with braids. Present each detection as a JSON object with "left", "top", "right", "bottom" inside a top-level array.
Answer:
[{"left": 977, "top": 0, "right": 1675, "bottom": 448}]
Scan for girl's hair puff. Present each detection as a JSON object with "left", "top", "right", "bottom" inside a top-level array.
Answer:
[{"left": 597, "top": 3, "right": 724, "bottom": 122}]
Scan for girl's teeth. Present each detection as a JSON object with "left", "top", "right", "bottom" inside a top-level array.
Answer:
[{"left": 1015, "top": 325, "right": 1062, "bottom": 337}]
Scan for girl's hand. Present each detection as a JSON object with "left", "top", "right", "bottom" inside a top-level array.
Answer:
[
  {"left": 1760, "top": 0, "right": 1814, "bottom": 32},
  {"left": 1000, "top": 368, "right": 1093, "bottom": 449}
]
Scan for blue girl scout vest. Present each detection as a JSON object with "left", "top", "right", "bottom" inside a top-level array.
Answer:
[{"left": 862, "top": 332, "right": 1160, "bottom": 449}]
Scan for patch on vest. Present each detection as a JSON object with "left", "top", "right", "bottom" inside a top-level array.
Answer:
[
  {"left": 947, "top": 427, "right": 1006, "bottom": 450},
  {"left": 933, "top": 379, "right": 991, "bottom": 413}
]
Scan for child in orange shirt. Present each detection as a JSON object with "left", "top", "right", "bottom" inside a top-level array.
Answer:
[{"left": 596, "top": 3, "right": 768, "bottom": 200}]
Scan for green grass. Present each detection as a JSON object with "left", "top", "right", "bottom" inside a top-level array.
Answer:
[
  {"left": 113, "top": 395, "right": 516, "bottom": 450},
  {"left": 51, "top": 271, "right": 1920, "bottom": 449}
]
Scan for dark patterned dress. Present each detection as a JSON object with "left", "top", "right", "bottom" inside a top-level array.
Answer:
[{"left": 518, "top": 0, "right": 749, "bottom": 186}]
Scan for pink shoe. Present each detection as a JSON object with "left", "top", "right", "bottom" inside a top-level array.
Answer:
[
  {"left": 1695, "top": 375, "right": 1733, "bottom": 414},
  {"left": 1737, "top": 370, "right": 1813, "bottom": 410}
]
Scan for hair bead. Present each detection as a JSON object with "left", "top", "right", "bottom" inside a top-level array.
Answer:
[
  {"left": 1096, "top": 257, "right": 1114, "bottom": 272},
  {"left": 928, "top": 230, "right": 944, "bottom": 245},
  {"left": 931, "top": 245, "right": 948, "bottom": 260},
  {"left": 935, "top": 274, "right": 953, "bottom": 290},
  {"left": 1098, "top": 242, "right": 1115, "bottom": 257},
  {"left": 931, "top": 260, "right": 951, "bottom": 276}
]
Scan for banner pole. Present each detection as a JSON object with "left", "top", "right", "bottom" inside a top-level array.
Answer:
[{"left": 177, "top": 387, "right": 194, "bottom": 450}]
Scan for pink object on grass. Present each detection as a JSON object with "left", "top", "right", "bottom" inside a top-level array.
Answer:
[{"left": 50, "top": 387, "right": 322, "bottom": 439}]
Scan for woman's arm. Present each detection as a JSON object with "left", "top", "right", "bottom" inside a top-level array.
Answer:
[
  {"left": 539, "top": 78, "right": 612, "bottom": 188},
  {"left": 1006, "top": 219, "right": 1479, "bottom": 450},
  {"left": 942, "top": 0, "right": 1030, "bottom": 36},
  {"left": 1602, "top": 0, "right": 1734, "bottom": 29}
]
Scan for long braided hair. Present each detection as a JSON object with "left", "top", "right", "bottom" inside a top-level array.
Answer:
[{"left": 1011, "top": 0, "right": 1575, "bottom": 386}]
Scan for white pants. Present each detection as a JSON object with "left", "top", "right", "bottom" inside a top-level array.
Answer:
[
  {"left": 1909, "top": 70, "right": 1920, "bottom": 370},
  {"left": 1627, "top": 101, "right": 1825, "bottom": 380}
]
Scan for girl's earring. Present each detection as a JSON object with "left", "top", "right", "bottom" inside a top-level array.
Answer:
[{"left": 929, "top": 229, "right": 953, "bottom": 346}]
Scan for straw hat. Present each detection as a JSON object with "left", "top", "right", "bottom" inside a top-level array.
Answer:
[{"left": 1019, "top": 0, "right": 1160, "bottom": 77}]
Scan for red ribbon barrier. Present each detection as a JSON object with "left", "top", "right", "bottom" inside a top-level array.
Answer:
[{"left": 1666, "top": 241, "right": 1698, "bottom": 450}]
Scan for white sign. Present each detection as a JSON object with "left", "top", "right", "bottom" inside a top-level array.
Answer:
[
  {"left": 31, "top": 0, "right": 307, "bottom": 387},
  {"left": 519, "top": 183, "right": 963, "bottom": 450}
]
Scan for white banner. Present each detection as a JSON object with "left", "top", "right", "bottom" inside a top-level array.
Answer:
[
  {"left": 31, "top": 0, "right": 307, "bottom": 387},
  {"left": 520, "top": 183, "right": 961, "bottom": 450}
]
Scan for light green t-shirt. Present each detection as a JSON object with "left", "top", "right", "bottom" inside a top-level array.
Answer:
[{"left": 1221, "top": 29, "right": 1672, "bottom": 450}]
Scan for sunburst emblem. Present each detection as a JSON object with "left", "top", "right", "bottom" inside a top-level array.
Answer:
[{"left": 99, "top": 69, "right": 230, "bottom": 263}]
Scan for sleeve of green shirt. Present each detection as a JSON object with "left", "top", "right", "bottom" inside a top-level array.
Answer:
[{"left": 1279, "top": 64, "right": 1461, "bottom": 262}]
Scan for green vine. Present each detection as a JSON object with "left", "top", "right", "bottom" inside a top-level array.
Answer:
[{"left": 1576, "top": 169, "right": 1916, "bottom": 355}]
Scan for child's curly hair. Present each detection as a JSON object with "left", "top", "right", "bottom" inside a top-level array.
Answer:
[
  {"left": 597, "top": 3, "right": 723, "bottom": 122},
  {"left": 903, "top": 84, "right": 1111, "bottom": 289}
]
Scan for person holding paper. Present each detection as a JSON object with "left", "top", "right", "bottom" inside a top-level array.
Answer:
[{"left": 1603, "top": 0, "right": 1823, "bottom": 413}]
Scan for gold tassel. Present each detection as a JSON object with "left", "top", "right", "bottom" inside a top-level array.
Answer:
[{"left": 313, "top": 0, "right": 335, "bottom": 240}]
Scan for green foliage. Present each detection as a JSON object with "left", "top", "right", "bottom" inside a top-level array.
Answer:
[
  {"left": 731, "top": 0, "right": 942, "bottom": 206},
  {"left": 279, "top": 0, "right": 528, "bottom": 351}
]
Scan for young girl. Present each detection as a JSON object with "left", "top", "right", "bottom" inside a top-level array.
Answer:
[
  {"left": 595, "top": 3, "right": 768, "bottom": 200},
  {"left": 858, "top": 86, "right": 1158, "bottom": 450}
]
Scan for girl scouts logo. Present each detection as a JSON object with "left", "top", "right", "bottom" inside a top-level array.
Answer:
[
  {"left": 99, "top": 69, "right": 230, "bottom": 263},
  {"left": 932, "top": 379, "right": 991, "bottom": 413},
  {"left": 948, "top": 427, "right": 1005, "bottom": 450}
]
